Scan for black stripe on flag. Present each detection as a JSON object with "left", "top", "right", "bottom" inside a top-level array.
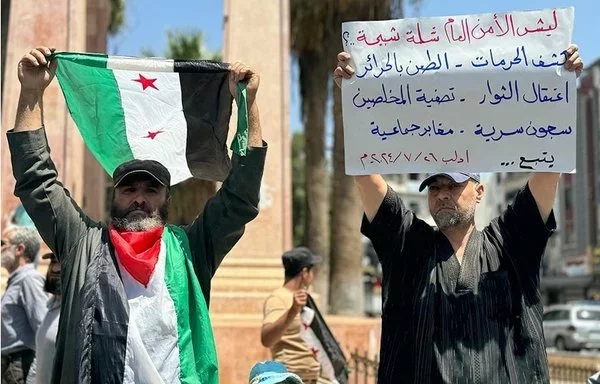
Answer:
[
  {"left": 175, "top": 60, "right": 233, "bottom": 181},
  {"left": 175, "top": 60, "right": 229, "bottom": 73},
  {"left": 307, "top": 295, "right": 349, "bottom": 384}
]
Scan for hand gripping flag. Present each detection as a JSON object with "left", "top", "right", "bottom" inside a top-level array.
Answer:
[{"left": 53, "top": 52, "right": 249, "bottom": 185}]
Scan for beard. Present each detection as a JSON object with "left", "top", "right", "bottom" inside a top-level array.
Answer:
[
  {"left": 44, "top": 274, "right": 61, "bottom": 295},
  {"left": 1, "top": 250, "right": 16, "bottom": 271},
  {"left": 432, "top": 203, "right": 476, "bottom": 230},
  {"left": 110, "top": 201, "right": 168, "bottom": 232}
]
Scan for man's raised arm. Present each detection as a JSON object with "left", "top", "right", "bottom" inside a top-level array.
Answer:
[
  {"left": 333, "top": 52, "right": 389, "bottom": 221},
  {"left": 14, "top": 47, "right": 56, "bottom": 133},
  {"left": 527, "top": 44, "right": 583, "bottom": 223},
  {"left": 185, "top": 62, "right": 266, "bottom": 276},
  {"left": 8, "top": 46, "right": 94, "bottom": 260}
]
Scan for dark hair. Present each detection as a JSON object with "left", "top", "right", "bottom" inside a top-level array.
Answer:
[{"left": 284, "top": 264, "right": 313, "bottom": 282}]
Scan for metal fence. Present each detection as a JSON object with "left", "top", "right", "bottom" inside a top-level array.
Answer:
[
  {"left": 348, "top": 350, "right": 378, "bottom": 384},
  {"left": 547, "top": 353, "right": 599, "bottom": 384},
  {"left": 348, "top": 350, "right": 599, "bottom": 384}
]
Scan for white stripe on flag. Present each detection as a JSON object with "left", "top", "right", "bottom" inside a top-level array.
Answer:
[
  {"left": 108, "top": 56, "right": 175, "bottom": 72},
  {"left": 112, "top": 70, "right": 193, "bottom": 184},
  {"left": 119, "top": 240, "right": 181, "bottom": 384},
  {"left": 300, "top": 308, "right": 340, "bottom": 384}
]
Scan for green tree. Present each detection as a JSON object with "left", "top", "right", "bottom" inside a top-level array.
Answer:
[
  {"left": 108, "top": 0, "right": 125, "bottom": 36},
  {"left": 328, "top": 1, "right": 393, "bottom": 316},
  {"left": 328, "top": 1, "right": 423, "bottom": 315},
  {"left": 291, "top": 132, "right": 306, "bottom": 246},
  {"left": 292, "top": 0, "right": 421, "bottom": 314},
  {"left": 166, "top": 30, "right": 221, "bottom": 61},
  {"left": 141, "top": 30, "right": 221, "bottom": 61},
  {"left": 329, "top": 1, "right": 423, "bottom": 315},
  {"left": 291, "top": 0, "right": 335, "bottom": 309}
]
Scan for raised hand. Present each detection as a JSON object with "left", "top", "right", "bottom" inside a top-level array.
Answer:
[
  {"left": 290, "top": 289, "right": 307, "bottom": 315},
  {"left": 564, "top": 44, "right": 583, "bottom": 78},
  {"left": 18, "top": 46, "right": 57, "bottom": 92},
  {"left": 333, "top": 52, "right": 355, "bottom": 88},
  {"left": 228, "top": 61, "right": 260, "bottom": 105}
]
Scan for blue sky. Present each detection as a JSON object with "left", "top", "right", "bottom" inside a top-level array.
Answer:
[{"left": 109, "top": 0, "right": 599, "bottom": 134}]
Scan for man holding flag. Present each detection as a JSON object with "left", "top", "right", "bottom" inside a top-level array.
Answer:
[
  {"left": 261, "top": 247, "right": 348, "bottom": 384},
  {"left": 7, "top": 46, "right": 266, "bottom": 383}
]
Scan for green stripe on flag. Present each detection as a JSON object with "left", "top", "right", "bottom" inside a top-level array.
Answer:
[
  {"left": 163, "top": 225, "right": 219, "bottom": 384},
  {"left": 53, "top": 52, "right": 114, "bottom": 68},
  {"left": 230, "top": 83, "right": 248, "bottom": 156},
  {"left": 54, "top": 52, "right": 134, "bottom": 176}
]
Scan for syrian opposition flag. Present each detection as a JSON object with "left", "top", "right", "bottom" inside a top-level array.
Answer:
[
  {"left": 115, "top": 224, "right": 219, "bottom": 383},
  {"left": 300, "top": 295, "right": 349, "bottom": 384},
  {"left": 53, "top": 52, "right": 248, "bottom": 185}
]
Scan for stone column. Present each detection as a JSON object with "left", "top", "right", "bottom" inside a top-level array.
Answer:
[
  {"left": 210, "top": 0, "right": 292, "bottom": 315},
  {"left": 210, "top": 1, "right": 292, "bottom": 382}
]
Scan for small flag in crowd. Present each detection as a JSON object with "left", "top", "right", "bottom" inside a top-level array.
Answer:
[
  {"left": 300, "top": 295, "right": 349, "bottom": 384},
  {"left": 54, "top": 52, "right": 248, "bottom": 185}
]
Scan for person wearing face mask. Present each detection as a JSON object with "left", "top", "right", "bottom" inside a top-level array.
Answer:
[
  {"left": 26, "top": 253, "right": 60, "bottom": 384},
  {"left": 1, "top": 226, "right": 47, "bottom": 384},
  {"left": 261, "top": 248, "right": 324, "bottom": 384}
]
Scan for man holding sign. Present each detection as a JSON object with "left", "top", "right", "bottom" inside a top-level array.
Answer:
[
  {"left": 7, "top": 46, "right": 266, "bottom": 384},
  {"left": 334, "top": 7, "right": 583, "bottom": 384}
]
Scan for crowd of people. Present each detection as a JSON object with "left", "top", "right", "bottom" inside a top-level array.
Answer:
[{"left": 1, "top": 37, "right": 597, "bottom": 384}]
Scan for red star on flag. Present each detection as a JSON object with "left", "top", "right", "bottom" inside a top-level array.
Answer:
[
  {"left": 144, "top": 130, "right": 164, "bottom": 140},
  {"left": 302, "top": 323, "right": 310, "bottom": 330},
  {"left": 310, "top": 347, "right": 319, "bottom": 357},
  {"left": 133, "top": 74, "right": 158, "bottom": 90}
]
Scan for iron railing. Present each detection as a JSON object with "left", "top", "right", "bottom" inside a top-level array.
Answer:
[{"left": 348, "top": 350, "right": 599, "bottom": 384}]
